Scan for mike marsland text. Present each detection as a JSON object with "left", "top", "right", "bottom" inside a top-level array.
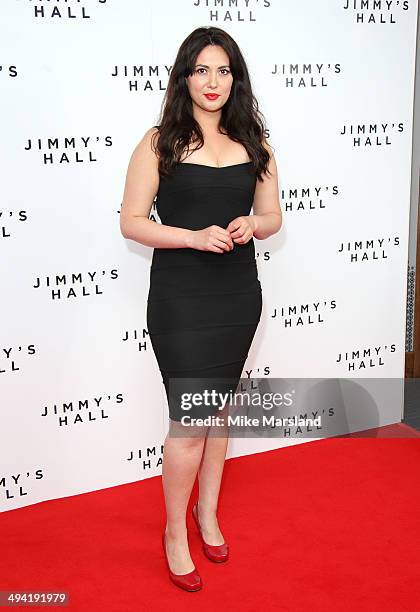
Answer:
[{"left": 180, "top": 414, "right": 323, "bottom": 427}]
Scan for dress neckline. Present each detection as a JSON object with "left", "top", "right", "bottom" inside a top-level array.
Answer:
[{"left": 176, "top": 161, "right": 252, "bottom": 169}]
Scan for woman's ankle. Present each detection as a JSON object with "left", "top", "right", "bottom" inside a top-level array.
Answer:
[{"left": 165, "top": 524, "right": 188, "bottom": 540}]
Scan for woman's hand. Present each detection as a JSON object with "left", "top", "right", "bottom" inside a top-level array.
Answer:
[
  {"left": 226, "top": 216, "right": 256, "bottom": 245},
  {"left": 187, "top": 225, "right": 234, "bottom": 253}
]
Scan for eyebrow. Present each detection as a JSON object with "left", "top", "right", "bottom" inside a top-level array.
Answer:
[{"left": 195, "top": 64, "right": 230, "bottom": 69}]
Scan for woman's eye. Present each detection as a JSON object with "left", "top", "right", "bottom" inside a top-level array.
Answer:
[{"left": 195, "top": 68, "right": 230, "bottom": 75}]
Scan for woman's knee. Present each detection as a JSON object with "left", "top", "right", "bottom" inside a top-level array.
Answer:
[{"left": 168, "top": 418, "right": 208, "bottom": 441}]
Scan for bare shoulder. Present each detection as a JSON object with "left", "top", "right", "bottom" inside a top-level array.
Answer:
[
  {"left": 131, "top": 126, "right": 160, "bottom": 165},
  {"left": 126, "top": 126, "right": 160, "bottom": 183},
  {"left": 262, "top": 137, "right": 277, "bottom": 171},
  {"left": 256, "top": 137, "right": 278, "bottom": 184},
  {"left": 120, "top": 127, "right": 160, "bottom": 232},
  {"left": 262, "top": 137, "right": 273, "bottom": 157},
  {"left": 253, "top": 136, "right": 281, "bottom": 217}
]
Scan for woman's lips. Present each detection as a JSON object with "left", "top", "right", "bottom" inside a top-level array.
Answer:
[{"left": 204, "top": 94, "right": 220, "bottom": 100}]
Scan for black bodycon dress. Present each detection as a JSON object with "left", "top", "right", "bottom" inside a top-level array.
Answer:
[{"left": 146, "top": 161, "right": 263, "bottom": 422}]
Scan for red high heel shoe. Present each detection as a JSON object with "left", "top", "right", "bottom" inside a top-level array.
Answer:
[
  {"left": 162, "top": 531, "right": 202, "bottom": 592},
  {"left": 192, "top": 502, "right": 229, "bottom": 563}
]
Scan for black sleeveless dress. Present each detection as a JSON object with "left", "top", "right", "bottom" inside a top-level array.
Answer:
[{"left": 146, "top": 161, "right": 263, "bottom": 422}]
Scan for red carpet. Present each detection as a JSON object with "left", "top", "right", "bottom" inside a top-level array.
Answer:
[{"left": 1, "top": 425, "right": 420, "bottom": 611}]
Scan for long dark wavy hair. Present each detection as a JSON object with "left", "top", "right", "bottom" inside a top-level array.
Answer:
[{"left": 151, "top": 26, "right": 272, "bottom": 182}]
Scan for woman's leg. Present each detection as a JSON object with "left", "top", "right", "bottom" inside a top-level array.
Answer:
[
  {"left": 162, "top": 420, "right": 207, "bottom": 574},
  {"left": 196, "top": 405, "right": 230, "bottom": 545}
]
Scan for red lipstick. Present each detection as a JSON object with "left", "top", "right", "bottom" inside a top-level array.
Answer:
[{"left": 204, "top": 94, "right": 220, "bottom": 100}]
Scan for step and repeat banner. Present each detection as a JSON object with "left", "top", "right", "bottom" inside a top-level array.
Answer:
[{"left": 1, "top": 1, "right": 418, "bottom": 511}]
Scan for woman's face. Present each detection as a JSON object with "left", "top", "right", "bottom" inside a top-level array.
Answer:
[{"left": 185, "top": 44, "right": 233, "bottom": 114}]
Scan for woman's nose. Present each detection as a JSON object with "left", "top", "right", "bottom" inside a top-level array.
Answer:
[{"left": 208, "top": 72, "right": 218, "bottom": 87}]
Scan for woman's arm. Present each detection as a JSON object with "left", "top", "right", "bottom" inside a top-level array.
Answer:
[
  {"left": 120, "top": 128, "right": 194, "bottom": 248},
  {"left": 249, "top": 141, "right": 283, "bottom": 240}
]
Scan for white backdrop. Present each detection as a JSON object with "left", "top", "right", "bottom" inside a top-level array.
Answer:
[{"left": 1, "top": 0, "right": 418, "bottom": 512}]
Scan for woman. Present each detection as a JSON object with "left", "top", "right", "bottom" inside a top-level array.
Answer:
[{"left": 120, "top": 26, "right": 282, "bottom": 592}]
